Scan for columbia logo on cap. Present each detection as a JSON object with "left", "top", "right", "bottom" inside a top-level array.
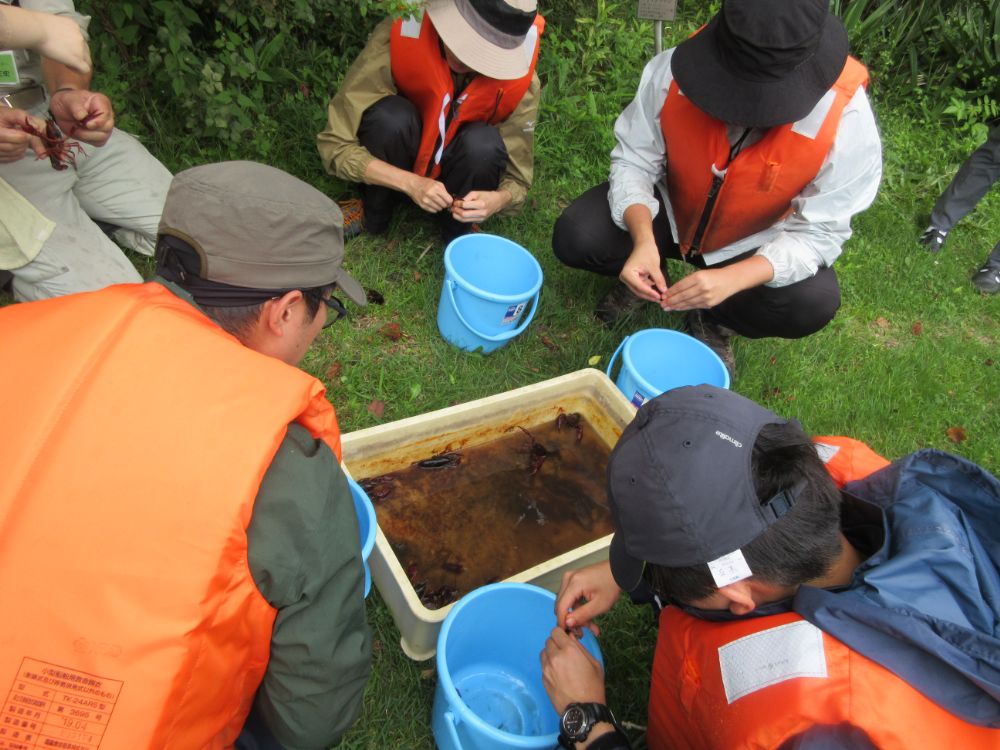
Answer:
[{"left": 715, "top": 430, "right": 743, "bottom": 448}]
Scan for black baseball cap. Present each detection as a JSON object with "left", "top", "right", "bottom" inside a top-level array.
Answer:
[{"left": 607, "top": 385, "right": 801, "bottom": 593}]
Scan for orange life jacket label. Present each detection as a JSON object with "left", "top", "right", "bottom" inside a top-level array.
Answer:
[
  {"left": 390, "top": 12, "right": 543, "bottom": 178},
  {"left": 0, "top": 283, "right": 343, "bottom": 749},
  {"left": 660, "top": 57, "right": 868, "bottom": 255}
]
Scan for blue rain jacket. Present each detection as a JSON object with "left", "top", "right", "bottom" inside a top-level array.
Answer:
[{"left": 794, "top": 449, "right": 1000, "bottom": 727}]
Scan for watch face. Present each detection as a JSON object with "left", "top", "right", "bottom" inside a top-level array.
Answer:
[{"left": 561, "top": 705, "right": 587, "bottom": 738}]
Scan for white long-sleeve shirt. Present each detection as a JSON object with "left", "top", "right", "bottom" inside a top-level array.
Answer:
[{"left": 608, "top": 49, "right": 883, "bottom": 287}]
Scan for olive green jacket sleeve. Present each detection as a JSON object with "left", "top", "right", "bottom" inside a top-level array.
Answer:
[
  {"left": 315, "top": 16, "right": 538, "bottom": 215},
  {"left": 247, "top": 423, "right": 373, "bottom": 750}
]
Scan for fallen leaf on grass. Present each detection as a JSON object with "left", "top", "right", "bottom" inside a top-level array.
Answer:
[
  {"left": 986, "top": 359, "right": 994, "bottom": 367},
  {"left": 541, "top": 335, "right": 559, "bottom": 352},
  {"left": 587, "top": 355, "right": 601, "bottom": 366},
  {"left": 325, "top": 362, "right": 342, "bottom": 379},
  {"left": 298, "top": 83, "right": 311, "bottom": 97},
  {"left": 380, "top": 323, "right": 402, "bottom": 341},
  {"left": 367, "top": 399, "right": 385, "bottom": 419},
  {"left": 911, "top": 321, "right": 923, "bottom": 335},
  {"left": 875, "top": 316, "right": 891, "bottom": 330},
  {"left": 413, "top": 270, "right": 422, "bottom": 282},
  {"left": 945, "top": 426, "right": 967, "bottom": 444}
]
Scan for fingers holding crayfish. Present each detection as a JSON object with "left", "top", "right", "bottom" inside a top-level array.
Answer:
[
  {"left": 0, "top": 109, "right": 48, "bottom": 162},
  {"left": 49, "top": 89, "right": 114, "bottom": 146}
]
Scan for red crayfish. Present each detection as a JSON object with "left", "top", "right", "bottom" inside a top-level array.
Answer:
[
  {"left": 359, "top": 474, "right": 396, "bottom": 502},
  {"left": 19, "top": 111, "right": 100, "bottom": 171},
  {"left": 518, "top": 426, "right": 557, "bottom": 476},
  {"left": 555, "top": 411, "right": 584, "bottom": 443}
]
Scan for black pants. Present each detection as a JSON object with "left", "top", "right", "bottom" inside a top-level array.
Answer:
[
  {"left": 551, "top": 182, "right": 841, "bottom": 339},
  {"left": 357, "top": 95, "right": 509, "bottom": 240}
]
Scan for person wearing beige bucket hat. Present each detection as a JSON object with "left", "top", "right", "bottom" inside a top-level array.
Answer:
[
  {"left": 0, "top": 162, "right": 373, "bottom": 748},
  {"left": 318, "top": 0, "right": 543, "bottom": 243},
  {"left": 551, "top": 0, "right": 883, "bottom": 381}
]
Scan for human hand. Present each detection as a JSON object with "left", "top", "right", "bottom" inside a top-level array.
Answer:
[
  {"left": 36, "top": 13, "right": 91, "bottom": 74},
  {"left": 555, "top": 562, "right": 620, "bottom": 635},
  {"left": 0, "top": 108, "right": 47, "bottom": 162},
  {"left": 540, "top": 627, "right": 607, "bottom": 714},
  {"left": 918, "top": 225, "right": 948, "bottom": 253},
  {"left": 48, "top": 89, "right": 114, "bottom": 146},
  {"left": 451, "top": 190, "right": 508, "bottom": 223},
  {"left": 661, "top": 267, "right": 742, "bottom": 311},
  {"left": 406, "top": 175, "right": 452, "bottom": 213},
  {"left": 619, "top": 241, "right": 667, "bottom": 303}
]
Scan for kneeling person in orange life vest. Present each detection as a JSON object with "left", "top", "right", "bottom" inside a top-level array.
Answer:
[
  {"left": 551, "top": 0, "right": 883, "bottom": 379},
  {"left": 317, "top": 0, "right": 542, "bottom": 243},
  {"left": 0, "top": 162, "right": 373, "bottom": 750},
  {"left": 540, "top": 385, "right": 1000, "bottom": 750}
]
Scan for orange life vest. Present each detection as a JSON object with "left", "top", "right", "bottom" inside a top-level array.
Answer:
[
  {"left": 646, "top": 437, "right": 999, "bottom": 749},
  {"left": 389, "top": 11, "right": 543, "bottom": 179},
  {"left": 0, "top": 283, "right": 343, "bottom": 749},
  {"left": 660, "top": 57, "right": 869, "bottom": 256}
]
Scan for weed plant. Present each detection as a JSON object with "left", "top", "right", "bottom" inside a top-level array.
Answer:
[{"left": 8, "top": 1, "right": 999, "bottom": 747}]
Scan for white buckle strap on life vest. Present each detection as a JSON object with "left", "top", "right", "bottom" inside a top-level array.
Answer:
[
  {"left": 791, "top": 89, "right": 836, "bottom": 140},
  {"left": 434, "top": 93, "right": 451, "bottom": 166},
  {"left": 718, "top": 620, "right": 828, "bottom": 704}
]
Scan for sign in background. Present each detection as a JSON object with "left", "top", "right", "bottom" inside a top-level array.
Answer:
[{"left": 638, "top": 0, "right": 677, "bottom": 21}]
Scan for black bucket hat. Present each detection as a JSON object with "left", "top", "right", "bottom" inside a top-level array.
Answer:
[{"left": 671, "top": 0, "right": 849, "bottom": 128}]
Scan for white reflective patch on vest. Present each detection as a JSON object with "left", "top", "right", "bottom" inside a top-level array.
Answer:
[
  {"left": 791, "top": 90, "right": 836, "bottom": 140},
  {"left": 400, "top": 12, "right": 424, "bottom": 39},
  {"left": 434, "top": 93, "right": 452, "bottom": 166},
  {"left": 814, "top": 441, "right": 841, "bottom": 464},
  {"left": 718, "top": 620, "right": 827, "bottom": 703},
  {"left": 522, "top": 25, "right": 539, "bottom": 67}
]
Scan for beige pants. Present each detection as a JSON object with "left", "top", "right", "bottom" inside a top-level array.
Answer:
[{"left": 0, "top": 120, "right": 172, "bottom": 302}]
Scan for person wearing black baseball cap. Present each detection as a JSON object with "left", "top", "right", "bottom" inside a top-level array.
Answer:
[
  {"left": 318, "top": 0, "right": 543, "bottom": 243},
  {"left": 551, "top": 0, "right": 883, "bottom": 380},
  {"left": 540, "top": 386, "right": 1000, "bottom": 749},
  {"left": 0, "top": 162, "right": 373, "bottom": 749}
]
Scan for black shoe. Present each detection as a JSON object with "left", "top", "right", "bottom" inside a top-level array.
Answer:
[
  {"left": 918, "top": 225, "right": 948, "bottom": 253},
  {"left": 595, "top": 282, "right": 644, "bottom": 326},
  {"left": 685, "top": 309, "right": 736, "bottom": 381},
  {"left": 972, "top": 260, "right": 1000, "bottom": 294}
]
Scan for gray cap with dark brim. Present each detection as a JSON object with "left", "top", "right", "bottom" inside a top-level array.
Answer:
[{"left": 158, "top": 161, "right": 366, "bottom": 306}]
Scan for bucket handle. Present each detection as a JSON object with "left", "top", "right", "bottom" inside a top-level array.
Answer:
[
  {"left": 445, "top": 279, "right": 540, "bottom": 343},
  {"left": 605, "top": 335, "right": 630, "bottom": 380},
  {"left": 443, "top": 710, "right": 463, "bottom": 748}
]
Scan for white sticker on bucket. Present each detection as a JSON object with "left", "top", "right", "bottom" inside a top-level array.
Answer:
[
  {"left": 501, "top": 302, "right": 526, "bottom": 325},
  {"left": 631, "top": 391, "right": 647, "bottom": 408}
]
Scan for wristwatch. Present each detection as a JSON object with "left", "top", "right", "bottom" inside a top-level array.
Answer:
[{"left": 558, "top": 702, "right": 618, "bottom": 747}]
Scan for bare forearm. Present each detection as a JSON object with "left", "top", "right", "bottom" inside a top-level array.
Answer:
[
  {"left": 623, "top": 203, "right": 656, "bottom": 247},
  {"left": 363, "top": 157, "right": 418, "bottom": 194},
  {"left": 42, "top": 57, "right": 90, "bottom": 93}
]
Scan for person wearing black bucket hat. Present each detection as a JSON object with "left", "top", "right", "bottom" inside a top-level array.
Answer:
[
  {"left": 0, "top": 162, "right": 373, "bottom": 748},
  {"left": 551, "top": 0, "right": 882, "bottom": 379},
  {"left": 540, "top": 385, "right": 1000, "bottom": 749},
  {"left": 318, "top": 0, "right": 543, "bottom": 244}
]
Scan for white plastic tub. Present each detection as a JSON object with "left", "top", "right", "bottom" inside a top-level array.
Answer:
[{"left": 341, "top": 369, "right": 635, "bottom": 660}]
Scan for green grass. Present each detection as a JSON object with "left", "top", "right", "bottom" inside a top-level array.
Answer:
[{"left": 6, "top": 5, "right": 999, "bottom": 748}]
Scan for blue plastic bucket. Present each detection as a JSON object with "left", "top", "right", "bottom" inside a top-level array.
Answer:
[
  {"left": 346, "top": 477, "right": 377, "bottom": 597},
  {"left": 606, "top": 328, "right": 731, "bottom": 408},
  {"left": 432, "top": 583, "right": 603, "bottom": 750},
  {"left": 437, "top": 234, "right": 543, "bottom": 354}
]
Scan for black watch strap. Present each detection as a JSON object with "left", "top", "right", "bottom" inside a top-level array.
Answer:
[{"left": 559, "top": 702, "right": 629, "bottom": 748}]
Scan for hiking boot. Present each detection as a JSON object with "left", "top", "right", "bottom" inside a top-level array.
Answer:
[
  {"left": 339, "top": 198, "right": 365, "bottom": 239},
  {"left": 685, "top": 309, "right": 736, "bottom": 381},
  {"left": 595, "top": 281, "right": 644, "bottom": 326},
  {"left": 971, "top": 259, "right": 1000, "bottom": 294},
  {"left": 918, "top": 225, "right": 948, "bottom": 253}
]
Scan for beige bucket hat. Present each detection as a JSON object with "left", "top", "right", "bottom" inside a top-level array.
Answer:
[{"left": 426, "top": 0, "right": 539, "bottom": 81}]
